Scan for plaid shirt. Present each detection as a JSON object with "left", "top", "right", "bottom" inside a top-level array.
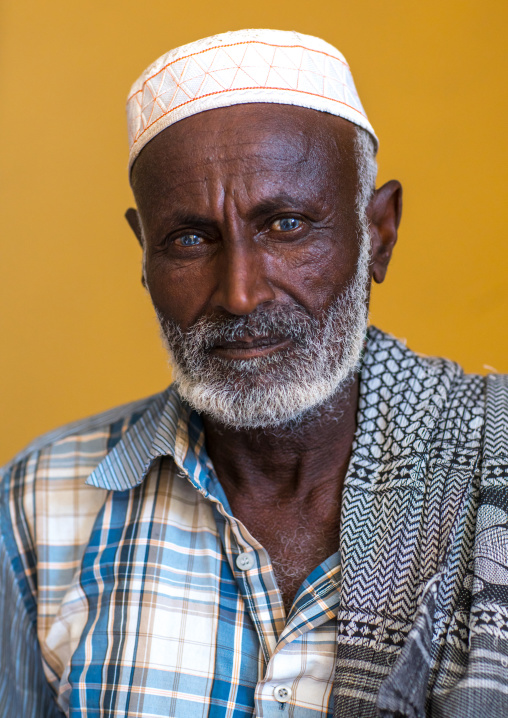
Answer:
[
  {"left": 3, "top": 327, "right": 508, "bottom": 718},
  {"left": 0, "top": 372, "right": 340, "bottom": 717}
]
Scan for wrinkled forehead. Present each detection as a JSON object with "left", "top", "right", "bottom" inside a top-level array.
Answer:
[{"left": 130, "top": 103, "right": 359, "bottom": 193}]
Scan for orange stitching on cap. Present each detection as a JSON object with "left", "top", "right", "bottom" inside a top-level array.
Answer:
[
  {"left": 193, "top": 58, "right": 216, "bottom": 96},
  {"left": 127, "top": 41, "right": 349, "bottom": 101},
  {"left": 145, "top": 74, "right": 167, "bottom": 126},
  {"left": 227, "top": 44, "right": 250, "bottom": 90},
  {"left": 132, "top": 85, "right": 366, "bottom": 144}
]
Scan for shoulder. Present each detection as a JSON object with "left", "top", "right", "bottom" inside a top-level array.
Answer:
[
  {"left": 365, "top": 326, "right": 487, "bottom": 449},
  {"left": 0, "top": 389, "right": 170, "bottom": 544},
  {"left": 1, "top": 389, "right": 169, "bottom": 478},
  {"left": 0, "top": 389, "right": 171, "bottom": 610},
  {"left": 366, "top": 326, "right": 487, "bottom": 402}
]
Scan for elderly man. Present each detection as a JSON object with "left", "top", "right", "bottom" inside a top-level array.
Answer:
[{"left": 1, "top": 28, "right": 507, "bottom": 718}]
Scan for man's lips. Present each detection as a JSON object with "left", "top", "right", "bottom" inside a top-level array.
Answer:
[{"left": 210, "top": 335, "right": 291, "bottom": 359}]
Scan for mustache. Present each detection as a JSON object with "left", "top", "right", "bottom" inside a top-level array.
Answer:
[{"left": 182, "top": 305, "right": 320, "bottom": 352}]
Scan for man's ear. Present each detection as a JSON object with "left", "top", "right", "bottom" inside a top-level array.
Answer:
[
  {"left": 367, "top": 180, "right": 402, "bottom": 284},
  {"left": 125, "top": 208, "right": 144, "bottom": 248}
]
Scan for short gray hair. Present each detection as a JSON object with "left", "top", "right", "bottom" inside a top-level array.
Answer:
[{"left": 355, "top": 126, "right": 378, "bottom": 214}]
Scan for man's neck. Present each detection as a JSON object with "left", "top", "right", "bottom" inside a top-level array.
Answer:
[
  {"left": 203, "top": 374, "right": 359, "bottom": 503},
  {"left": 202, "top": 376, "right": 359, "bottom": 612}
]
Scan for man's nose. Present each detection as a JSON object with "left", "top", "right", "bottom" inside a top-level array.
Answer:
[{"left": 211, "top": 241, "right": 276, "bottom": 316}]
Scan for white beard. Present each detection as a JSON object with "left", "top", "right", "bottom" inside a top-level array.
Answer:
[{"left": 156, "top": 225, "right": 371, "bottom": 430}]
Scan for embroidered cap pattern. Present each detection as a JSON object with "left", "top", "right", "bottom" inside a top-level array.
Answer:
[{"left": 126, "top": 29, "right": 378, "bottom": 169}]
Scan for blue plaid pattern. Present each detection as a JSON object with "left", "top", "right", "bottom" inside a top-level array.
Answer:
[
  {"left": 1, "top": 387, "right": 340, "bottom": 717},
  {"left": 4, "top": 327, "right": 508, "bottom": 718}
]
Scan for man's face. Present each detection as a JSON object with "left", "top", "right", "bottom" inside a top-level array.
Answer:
[{"left": 130, "top": 104, "right": 373, "bottom": 428}]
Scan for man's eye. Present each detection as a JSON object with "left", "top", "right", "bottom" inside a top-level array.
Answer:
[
  {"left": 272, "top": 217, "right": 302, "bottom": 232},
  {"left": 174, "top": 234, "right": 203, "bottom": 247}
]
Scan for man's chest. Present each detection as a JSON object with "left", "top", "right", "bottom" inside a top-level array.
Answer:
[
  {"left": 225, "top": 498, "right": 342, "bottom": 614},
  {"left": 37, "top": 462, "right": 339, "bottom": 717}
]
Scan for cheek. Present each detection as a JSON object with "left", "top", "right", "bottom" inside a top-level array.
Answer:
[
  {"left": 270, "top": 235, "right": 361, "bottom": 312},
  {"left": 144, "top": 256, "right": 213, "bottom": 330}
]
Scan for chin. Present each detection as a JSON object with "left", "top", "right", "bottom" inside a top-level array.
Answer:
[{"left": 172, "top": 361, "right": 358, "bottom": 431}]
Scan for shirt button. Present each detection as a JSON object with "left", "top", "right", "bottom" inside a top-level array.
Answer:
[
  {"left": 273, "top": 685, "right": 292, "bottom": 703},
  {"left": 236, "top": 552, "right": 255, "bottom": 571}
]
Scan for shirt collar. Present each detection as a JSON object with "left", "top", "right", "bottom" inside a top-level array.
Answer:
[
  {"left": 85, "top": 327, "right": 462, "bottom": 493},
  {"left": 85, "top": 385, "right": 213, "bottom": 495}
]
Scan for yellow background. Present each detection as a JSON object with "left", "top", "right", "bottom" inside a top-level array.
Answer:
[{"left": 1, "top": 0, "right": 507, "bottom": 464}]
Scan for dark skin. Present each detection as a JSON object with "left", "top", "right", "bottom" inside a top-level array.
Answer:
[{"left": 126, "top": 104, "right": 402, "bottom": 613}]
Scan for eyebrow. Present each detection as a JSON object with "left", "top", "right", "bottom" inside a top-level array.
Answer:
[
  {"left": 164, "top": 194, "right": 318, "bottom": 229},
  {"left": 244, "top": 194, "right": 319, "bottom": 223},
  {"left": 163, "top": 212, "right": 214, "bottom": 229}
]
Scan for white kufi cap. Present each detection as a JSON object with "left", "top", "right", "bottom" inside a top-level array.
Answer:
[{"left": 127, "top": 29, "right": 378, "bottom": 170}]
